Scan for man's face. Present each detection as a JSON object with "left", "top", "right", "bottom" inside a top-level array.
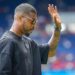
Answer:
[{"left": 22, "top": 12, "right": 37, "bottom": 36}]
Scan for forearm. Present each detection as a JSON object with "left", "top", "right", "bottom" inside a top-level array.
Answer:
[
  {"left": 48, "top": 27, "right": 61, "bottom": 57},
  {"left": 47, "top": 4, "right": 61, "bottom": 57}
]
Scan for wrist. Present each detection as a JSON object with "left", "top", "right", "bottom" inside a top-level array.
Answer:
[{"left": 55, "top": 25, "right": 61, "bottom": 31}]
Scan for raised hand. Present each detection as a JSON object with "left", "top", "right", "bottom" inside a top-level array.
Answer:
[{"left": 48, "top": 4, "right": 61, "bottom": 30}]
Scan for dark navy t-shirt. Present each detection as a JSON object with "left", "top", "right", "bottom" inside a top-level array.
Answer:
[{"left": 0, "top": 31, "right": 50, "bottom": 75}]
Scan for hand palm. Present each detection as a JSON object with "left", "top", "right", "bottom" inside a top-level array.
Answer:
[{"left": 48, "top": 4, "right": 61, "bottom": 28}]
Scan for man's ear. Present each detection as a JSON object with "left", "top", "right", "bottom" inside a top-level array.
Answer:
[{"left": 14, "top": 13, "right": 23, "bottom": 21}]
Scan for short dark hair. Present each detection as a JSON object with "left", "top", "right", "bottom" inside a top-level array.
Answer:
[{"left": 14, "top": 3, "right": 37, "bottom": 15}]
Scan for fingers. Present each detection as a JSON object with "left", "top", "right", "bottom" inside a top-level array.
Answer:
[
  {"left": 48, "top": 4, "right": 57, "bottom": 11},
  {"left": 48, "top": 4, "right": 54, "bottom": 13},
  {"left": 51, "top": 4, "right": 54, "bottom": 7},
  {"left": 55, "top": 6, "right": 57, "bottom": 11},
  {"left": 48, "top": 4, "right": 55, "bottom": 15}
]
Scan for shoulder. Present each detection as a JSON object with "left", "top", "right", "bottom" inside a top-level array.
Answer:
[
  {"left": 0, "top": 32, "right": 15, "bottom": 46},
  {"left": 0, "top": 33, "right": 15, "bottom": 55},
  {"left": 0, "top": 32, "right": 16, "bottom": 52}
]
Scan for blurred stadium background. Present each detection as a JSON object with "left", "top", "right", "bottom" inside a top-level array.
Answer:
[{"left": 0, "top": 0, "right": 75, "bottom": 75}]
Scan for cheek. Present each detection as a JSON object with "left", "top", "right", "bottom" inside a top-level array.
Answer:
[
  {"left": 23, "top": 23, "right": 30, "bottom": 30},
  {"left": 23, "top": 21, "right": 29, "bottom": 28},
  {"left": 25, "top": 22, "right": 32, "bottom": 29}
]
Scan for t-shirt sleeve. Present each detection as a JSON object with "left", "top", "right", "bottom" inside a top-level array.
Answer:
[
  {"left": 38, "top": 44, "right": 50, "bottom": 64},
  {"left": 0, "top": 38, "right": 14, "bottom": 75}
]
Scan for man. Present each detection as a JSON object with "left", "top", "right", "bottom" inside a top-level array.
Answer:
[{"left": 0, "top": 3, "right": 61, "bottom": 75}]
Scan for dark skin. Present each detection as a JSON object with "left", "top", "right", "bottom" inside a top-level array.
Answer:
[
  {"left": 48, "top": 4, "right": 61, "bottom": 57},
  {"left": 10, "top": 12, "right": 37, "bottom": 36},
  {"left": 10, "top": 4, "right": 61, "bottom": 57}
]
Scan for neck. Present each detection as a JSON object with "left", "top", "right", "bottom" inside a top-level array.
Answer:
[{"left": 10, "top": 22, "right": 23, "bottom": 37}]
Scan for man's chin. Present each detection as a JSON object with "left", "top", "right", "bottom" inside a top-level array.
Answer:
[
  {"left": 25, "top": 31, "right": 32, "bottom": 36},
  {"left": 24, "top": 30, "right": 33, "bottom": 36}
]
